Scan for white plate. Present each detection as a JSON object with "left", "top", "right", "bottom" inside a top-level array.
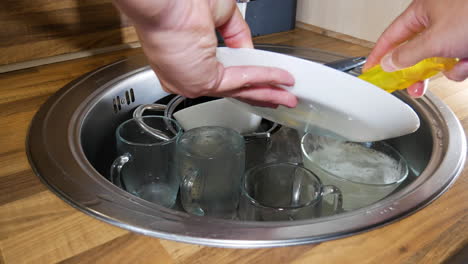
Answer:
[
  {"left": 173, "top": 98, "right": 262, "bottom": 134},
  {"left": 216, "top": 47, "right": 420, "bottom": 142}
]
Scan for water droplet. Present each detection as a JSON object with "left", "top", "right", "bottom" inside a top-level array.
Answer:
[
  {"left": 436, "top": 129, "right": 443, "bottom": 139},
  {"left": 308, "top": 104, "right": 320, "bottom": 113}
]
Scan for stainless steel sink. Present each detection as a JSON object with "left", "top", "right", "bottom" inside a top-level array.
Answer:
[{"left": 27, "top": 44, "right": 466, "bottom": 248}]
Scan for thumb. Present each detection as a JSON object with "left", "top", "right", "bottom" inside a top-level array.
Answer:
[
  {"left": 212, "top": 0, "right": 237, "bottom": 26},
  {"left": 381, "top": 31, "right": 435, "bottom": 72},
  {"left": 213, "top": 0, "right": 253, "bottom": 48}
]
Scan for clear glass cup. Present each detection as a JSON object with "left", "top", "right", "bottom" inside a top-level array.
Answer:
[
  {"left": 301, "top": 133, "right": 409, "bottom": 210},
  {"left": 110, "top": 115, "right": 183, "bottom": 208},
  {"left": 245, "top": 127, "right": 304, "bottom": 170},
  {"left": 239, "top": 162, "right": 342, "bottom": 221},
  {"left": 176, "top": 126, "right": 245, "bottom": 219}
]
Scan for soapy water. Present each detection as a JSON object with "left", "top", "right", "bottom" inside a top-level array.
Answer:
[{"left": 307, "top": 141, "right": 404, "bottom": 185}]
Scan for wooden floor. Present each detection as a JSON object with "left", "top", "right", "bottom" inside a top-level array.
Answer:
[{"left": 0, "top": 28, "right": 467, "bottom": 263}]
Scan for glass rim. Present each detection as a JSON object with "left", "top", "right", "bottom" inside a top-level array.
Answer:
[
  {"left": 300, "top": 133, "right": 409, "bottom": 186},
  {"left": 116, "top": 115, "right": 183, "bottom": 146},
  {"left": 241, "top": 162, "right": 322, "bottom": 210}
]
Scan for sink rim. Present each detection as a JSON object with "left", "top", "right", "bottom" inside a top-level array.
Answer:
[{"left": 26, "top": 45, "right": 467, "bottom": 248}]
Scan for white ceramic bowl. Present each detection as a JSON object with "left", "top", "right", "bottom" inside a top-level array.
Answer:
[{"left": 173, "top": 98, "right": 262, "bottom": 134}]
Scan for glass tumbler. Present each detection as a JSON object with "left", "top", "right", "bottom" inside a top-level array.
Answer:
[
  {"left": 239, "top": 162, "right": 342, "bottom": 221},
  {"left": 110, "top": 115, "right": 183, "bottom": 208},
  {"left": 176, "top": 126, "right": 245, "bottom": 219}
]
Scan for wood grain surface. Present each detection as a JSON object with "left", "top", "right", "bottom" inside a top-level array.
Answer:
[
  {"left": 0, "top": 0, "right": 138, "bottom": 66},
  {"left": 0, "top": 29, "right": 467, "bottom": 264}
]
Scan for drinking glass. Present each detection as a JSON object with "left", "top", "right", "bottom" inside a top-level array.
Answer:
[
  {"left": 239, "top": 162, "right": 342, "bottom": 221},
  {"left": 110, "top": 115, "right": 183, "bottom": 208},
  {"left": 301, "top": 133, "right": 409, "bottom": 210},
  {"left": 176, "top": 126, "right": 245, "bottom": 219},
  {"left": 245, "top": 126, "right": 303, "bottom": 170}
]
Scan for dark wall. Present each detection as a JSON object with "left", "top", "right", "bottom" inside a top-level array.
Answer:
[
  {"left": 217, "top": 0, "right": 297, "bottom": 43},
  {"left": 245, "top": 0, "right": 297, "bottom": 37}
]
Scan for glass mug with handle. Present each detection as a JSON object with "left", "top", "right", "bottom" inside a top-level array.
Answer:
[
  {"left": 176, "top": 126, "right": 245, "bottom": 219},
  {"left": 110, "top": 115, "right": 183, "bottom": 208},
  {"left": 239, "top": 162, "right": 343, "bottom": 221}
]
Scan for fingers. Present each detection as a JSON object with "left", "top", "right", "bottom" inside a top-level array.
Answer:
[
  {"left": 213, "top": 3, "right": 295, "bottom": 108},
  {"left": 406, "top": 79, "right": 429, "bottom": 98},
  {"left": 211, "top": 0, "right": 294, "bottom": 107},
  {"left": 157, "top": 63, "right": 297, "bottom": 108},
  {"left": 444, "top": 58, "right": 468, "bottom": 82},
  {"left": 363, "top": 3, "right": 426, "bottom": 71},
  {"left": 214, "top": 65, "right": 297, "bottom": 107},
  {"left": 222, "top": 85, "right": 298, "bottom": 108},
  {"left": 216, "top": 65, "right": 294, "bottom": 91},
  {"left": 218, "top": 65, "right": 295, "bottom": 89}
]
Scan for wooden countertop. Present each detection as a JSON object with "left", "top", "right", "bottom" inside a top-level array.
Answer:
[{"left": 1, "top": 29, "right": 467, "bottom": 263}]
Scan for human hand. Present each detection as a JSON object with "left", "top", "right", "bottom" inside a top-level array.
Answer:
[
  {"left": 363, "top": 0, "right": 468, "bottom": 98},
  {"left": 112, "top": 0, "right": 297, "bottom": 108}
]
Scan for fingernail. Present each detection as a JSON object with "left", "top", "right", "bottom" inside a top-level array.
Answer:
[
  {"left": 408, "top": 80, "right": 428, "bottom": 98},
  {"left": 286, "top": 74, "right": 295, "bottom": 86},
  {"left": 362, "top": 64, "right": 370, "bottom": 73},
  {"left": 285, "top": 94, "right": 298, "bottom": 108},
  {"left": 381, "top": 53, "right": 399, "bottom": 72},
  {"left": 279, "top": 71, "right": 295, "bottom": 86},
  {"left": 416, "top": 79, "right": 429, "bottom": 97}
]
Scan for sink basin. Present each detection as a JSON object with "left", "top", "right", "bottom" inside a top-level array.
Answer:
[{"left": 27, "top": 44, "right": 466, "bottom": 248}]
